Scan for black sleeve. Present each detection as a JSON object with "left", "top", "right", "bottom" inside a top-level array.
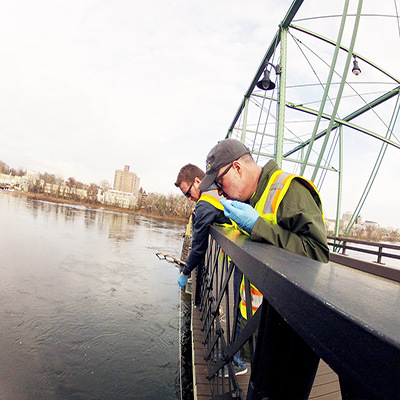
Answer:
[{"left": 182, "top": 201, "right": 223, "bottom": 275}]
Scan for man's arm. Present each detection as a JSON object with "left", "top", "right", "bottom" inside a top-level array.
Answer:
[
  {"left": 251, "top": 180, "right": 329, "bottom": 263},
  {"left": 181, "top": 201, "right": 223, "bottom": 276}
]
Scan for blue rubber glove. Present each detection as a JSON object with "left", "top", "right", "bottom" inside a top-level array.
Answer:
[
  {"left": 178, "top": 273, "right": 189, "bottom": 289},
  {"left": 221, "top": 199, "right": 260, "bottom": 234}
]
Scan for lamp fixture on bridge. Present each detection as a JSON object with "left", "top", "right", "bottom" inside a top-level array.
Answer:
[
  {"left": 257, "top": 69, "right": 275, "bottom": 90},
  {"left": 256, "top": 63, "right": 280, "bottom": 91},
  {"left": 352, "top": 56, "right": 361, "bottom": 76}
]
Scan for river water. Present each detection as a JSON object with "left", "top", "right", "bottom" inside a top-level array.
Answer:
[{"left": 0, "top": 192, "right": 186, "bottom": 400}]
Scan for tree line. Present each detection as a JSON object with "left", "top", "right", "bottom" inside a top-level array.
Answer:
[
  {"left": 4, "top": 160, "right": 398, "bottom": 236},
  {"left": 0, "top": 160, "right": 194, "bottom": 220},
  {"left": 0, "top": 160, "right": 26, "bottom": 177}
]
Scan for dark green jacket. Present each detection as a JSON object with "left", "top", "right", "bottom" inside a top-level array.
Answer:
[{"left": 249, "top": 160, "right": 329, "bottom": 263}]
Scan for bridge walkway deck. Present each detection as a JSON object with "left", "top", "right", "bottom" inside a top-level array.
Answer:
[{"left": 190, "top": 268, "right": 342, "bottom": 400}]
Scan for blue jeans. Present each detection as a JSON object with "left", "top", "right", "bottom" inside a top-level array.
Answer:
[{"left": 233, "top": 267, "right": 247, "bottom": 368}]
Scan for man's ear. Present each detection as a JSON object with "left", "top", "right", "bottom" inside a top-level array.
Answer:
[
  {"left": 194, "top": 176, "right": 202, "bottom": 185},
  {"left": 232, "top": 160, "right": 242, "bottom": 175}
]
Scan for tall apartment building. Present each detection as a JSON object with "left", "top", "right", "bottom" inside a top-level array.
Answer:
[{"left": 113, "top": 165, "right": 140, "bottom": 194}]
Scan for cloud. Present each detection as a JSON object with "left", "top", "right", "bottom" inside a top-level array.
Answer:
[{"left": 1, "top": 0, "right": 400, "bottom": 228}]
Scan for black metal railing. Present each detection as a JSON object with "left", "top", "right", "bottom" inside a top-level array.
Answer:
[
  {"left": 196, "top": 226, "right": 400, "bottom": 400},
  {"left": 327, "top": 235, "right": 400, "bottom": 283},
  {"left": 327, "top": 235, "right": 400, "bottom": 265}
]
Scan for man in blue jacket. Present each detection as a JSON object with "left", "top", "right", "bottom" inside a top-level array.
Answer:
[
  {"left": 175, "top": 163, "right": 249, "bottom": 376},
  {"left": 175, "top": 164, "right": 232, "bottom": 288}
]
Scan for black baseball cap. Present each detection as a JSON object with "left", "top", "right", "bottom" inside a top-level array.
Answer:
[{"left": 199, "top": 139, "right": 250, "bottom": 192}]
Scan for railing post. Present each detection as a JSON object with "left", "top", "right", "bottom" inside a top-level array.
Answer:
[
  {"left": 194, "top": 263, "right": 203, "bottom": 306},
  {"left": 333, "top": 237, "right": 341, "bottom": 253},
  {"left": 247, "top": 299, "right": 320, "bottom": 400},
  {"left": 375, "top": 245, "right": 383, "bottom": 264},
  {"left": 342, "top": 239, "right": 347, "bottom": 255}
]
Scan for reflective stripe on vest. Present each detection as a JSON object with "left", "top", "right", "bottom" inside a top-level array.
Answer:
[
  {"left": 198, "top": 189, "right": 238, "bottom": 231},
  {"left": 198, "top": 190, "right": 224, "bottom": 211},
  {"left": 199, "top": 189, "right": 250, "bottom": 234},
  {"left": 240, "top": 279, "right": 263, "bottom": 320},
  {"left": 263, "top": 171, "right": 292, "bottom": 215},
  {"left": 254, "top": 170, "right": 325, "bottom": 224},
  {"left": 240, "top": 170, "right": 324, "bottom": 319}
]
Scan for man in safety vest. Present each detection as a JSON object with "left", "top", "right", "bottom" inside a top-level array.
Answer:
[
  {"left": 176, "top": 163, "right": 249, "bottom": 375},
  {"left": 198, "top": 139, "right": 329, "bottom": 326},
  {"left": 199, "top": 139, "right": 329, "bottom": 262},
  {"left": 175, "top": 164, "right": 233, "bottom": 290}
]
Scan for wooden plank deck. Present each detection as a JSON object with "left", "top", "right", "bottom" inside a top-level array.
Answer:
[{"left": 190, "top": 270, "right": 342, "bottom": 399}]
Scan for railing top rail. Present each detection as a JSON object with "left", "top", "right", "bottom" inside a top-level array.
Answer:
[
  {"left": 210, "top": 225, "right": 400, "bottom": 399},
  {"left": 327, "top": 235, "right": 400, "bottom": 250}
]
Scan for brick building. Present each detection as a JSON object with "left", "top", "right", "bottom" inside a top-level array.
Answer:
[{"left": 113, "top": 165, "right": 140, "bottom": 195}]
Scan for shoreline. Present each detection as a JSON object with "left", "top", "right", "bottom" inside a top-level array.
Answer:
[{"left": 1, "top": 189, "right": 189, "bottom": 224}]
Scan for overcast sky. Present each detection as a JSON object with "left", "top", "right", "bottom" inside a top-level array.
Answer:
[{"left": 1, "top": 0, "right": 400, "bottom": 228}]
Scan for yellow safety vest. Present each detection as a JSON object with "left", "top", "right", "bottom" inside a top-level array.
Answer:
[
  {"left": 240, "top": 280, "right": 263, "bottom": 319},
  {"left": 198, "top": 190, "right": 239, "bottom": 230},
  {"left": 254, "top": 170, "right": 325, "bottom": 224},
  {"left": 240, "top": 170, "right": 324, "bottom": 319},
  {"left": 198, "top": 190, "right": 224, "bottom": 211}
]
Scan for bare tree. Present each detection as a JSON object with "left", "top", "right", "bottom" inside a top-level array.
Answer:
[
  {"left": 99, "top": 180, "right": 111, "bottom": 191},
  {"left": 87, "top": 183, "right": 99, "bottom": 204},
  {"left": 388, "top": 229, "right": 400, "bottom": 243},
  {"left": 0, "top": 161, "right": 10, "bottom": 174},
  {"left": 66, "top": 177, "right": 76, "bottom": 188},
  {"left": 16, "top": 167, "right": 27, "bottom": 176},
  {"left": 142, "top": 192, "right": 194, "bottom": 218}
]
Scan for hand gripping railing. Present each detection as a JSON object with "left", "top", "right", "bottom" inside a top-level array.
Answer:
[{"left": 196, "top": 225, "right": 400, "bottom": 400}]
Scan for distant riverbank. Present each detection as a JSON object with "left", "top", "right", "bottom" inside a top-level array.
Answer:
[{"left": 1, "top": 189, "right": 188, "bottom": 224}]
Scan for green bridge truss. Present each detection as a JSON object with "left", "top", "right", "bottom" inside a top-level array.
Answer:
[{"left": 226, "top": 0, "right": 400, "bottom": 237}]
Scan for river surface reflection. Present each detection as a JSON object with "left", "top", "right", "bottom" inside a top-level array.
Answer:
[{"left": 0, "top": 193, "right": 186, "bottom": 400}]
